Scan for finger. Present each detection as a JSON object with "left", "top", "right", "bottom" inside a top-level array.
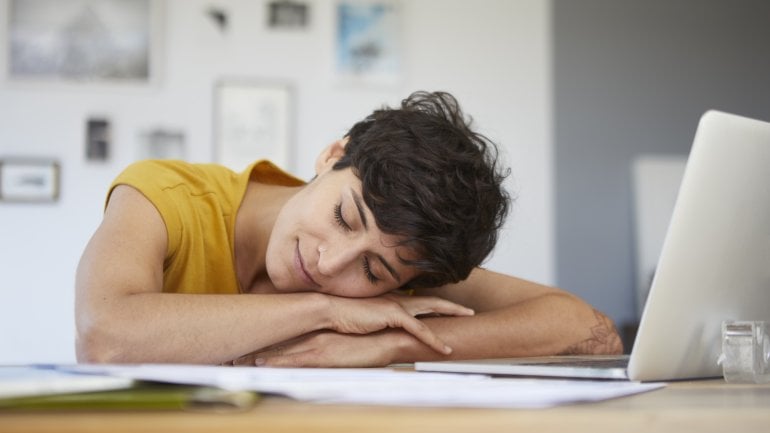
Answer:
[
  {"left": 253, "top": 343, "right": 301, "bottom": 360},
  {"left": 400, "top": 297, "right": 475, "bottom": 317},
  {"left": 255, "top": 351, "right": 318, "bottom": 368},
  {"left": 231, "top": 357, "right": 252, "bottom": 366},
  {"left": 395, "top": 315, "right": 453, "bottom": 355}
]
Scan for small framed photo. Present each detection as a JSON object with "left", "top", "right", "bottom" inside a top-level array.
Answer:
[
  {"left": 85, "top": 117, "right": 111, "bottom": 161},
  {"left": 213, "top": 80, "right": 293, "bottom": 172},
  {"left": 139, "top": 128, "right": 187, "bottom": 160},
  {"left": 267, "top": 1, "right": 309, "bottom": 29},
  {"left": 0, "top": 159, "right": 61, "bottom": 202}
]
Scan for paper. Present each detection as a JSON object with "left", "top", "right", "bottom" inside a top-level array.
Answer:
[
  {"left": 56, "top": 364, "right": 664, "bottom": 409},
  {"left": 0, "top": 366, "right": 133, "bottom": 399}
]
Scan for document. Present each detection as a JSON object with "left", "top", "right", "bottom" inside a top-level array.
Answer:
[
  {"left": 0, "top": 366, "right": 133, "bottom": 399},
  {"left": 0, "top": 366, "right": 258, "bottom": 411},
  {"left": 57, "top": 364, "right": 665, "bottom": 409}
]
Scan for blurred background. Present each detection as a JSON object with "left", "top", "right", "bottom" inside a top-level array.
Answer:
[{"left": 0, "top": 0, "right": 768, "bottom": 363}]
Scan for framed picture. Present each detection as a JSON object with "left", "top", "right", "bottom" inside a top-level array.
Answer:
[
  {"left": 267, "top": 1, "right": 309, "bottom": 29},
  {"left": 138, "top": 128, "right": 187, "bottom": 160},
  {"left": 5, "top": 0, "right": 163, "bottom": 84},
  {"left": 335, "top": 0, "right": 402, "bottom": 86},
  {"left": 85, "top": 117, "right": 111, "bottom": 161},
  {"left": 213, "top": 80, "right": 293, "bottom": 172},
  {"left": 0, "top": 159, "right": 60, "bottom": 202}
]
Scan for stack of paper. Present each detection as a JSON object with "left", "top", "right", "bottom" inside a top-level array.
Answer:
[
  {"left": 0, "top": 366, "right": 258, "bottom": 411},
  {"left": 0, "top": 366, "right": 133, "bottom": 399},
  {"left": 58, "top": 364, "right": 665, "bottom": 409}
]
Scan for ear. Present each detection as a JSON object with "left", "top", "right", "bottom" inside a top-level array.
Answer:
[{"left": 314, "top": 137, "right": 349, "bottom": 175}]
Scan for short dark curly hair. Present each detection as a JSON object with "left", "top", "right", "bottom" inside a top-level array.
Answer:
[{"left": 332, "top": 91, "right": 511, "bottom": 289}]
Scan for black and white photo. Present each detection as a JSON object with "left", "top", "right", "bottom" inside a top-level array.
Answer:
[
  {"left": 0, "top": 159, "right": 60, "bottom": 202},
  {"left": 8, "top": 0, "right": 156, "bottom": 82}
]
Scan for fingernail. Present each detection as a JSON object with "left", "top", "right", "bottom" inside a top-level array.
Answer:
[
  {"left": 466, "top": 308, "right": 475, "bottom": 315},
  {"left": 443, "top": 345, "right": 453, "bottom": 355},
  {"left": 254, "top": 358, "right": 266, "bottom": 366}
]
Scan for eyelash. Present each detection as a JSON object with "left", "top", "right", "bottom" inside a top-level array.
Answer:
[
  {"left": 363, "top": 257, "right": 379, "bottom": 284},
  {"left": 334, "top": 203, "right": 379, "bottom": 284},
  {"left": 334, "top": 203, "right": 351, "bottom": 231}
]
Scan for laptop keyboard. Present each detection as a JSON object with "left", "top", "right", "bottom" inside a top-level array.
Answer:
[{"left": 515, "top": 357, "right": 629, "bottom": 369}]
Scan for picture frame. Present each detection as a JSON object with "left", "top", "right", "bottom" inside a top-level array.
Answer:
[
  {"left": 213, "top": 80, "right": 293, "bottom": 172},
  {"left": 267, "top": 0, "right": 309, "bottom": 29},
  {"left": 0, "top": 158, "right": 60, "bottom": 202},
  {"left": 85, "top": 117, "right": 111, "bottom": 161},
  {"left": 335, "top": 0, "right": 403, "bottom": 86},
  {"left": 139, "top": 128, "right": 187, "bottom": 160},
  {"left": 4, "top": 0, "right": 163, "bottom": 86}
]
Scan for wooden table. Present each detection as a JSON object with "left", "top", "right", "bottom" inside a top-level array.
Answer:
[{"left": 1, "top": 379, "right": 769, "bottom": 433}]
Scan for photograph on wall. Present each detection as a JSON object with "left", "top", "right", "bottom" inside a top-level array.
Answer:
[
  {"left": 85, "top": 117, "right": 111, "bottom": 161},
  {"left": 0, "top": 159, "right": 60, "bottom": 202},
  {"left": 7, "top": 0, "right": 156, "bottom": 82},
  {"left": 138, "top": 128, "right": 187, "bottom": 160},
  {"left": 335, "top": 0, "right": 402, "bottom": 86},
  {"left": 267, "top": 1, "right": 309, "bottom": 29},
  {"left": 214, "top": 81, "right": 293, "bottom": 172}
]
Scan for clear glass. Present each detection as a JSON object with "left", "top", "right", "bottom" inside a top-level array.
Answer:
[{"left": 720, "top": 320, "right": 770, "bottom": 384}]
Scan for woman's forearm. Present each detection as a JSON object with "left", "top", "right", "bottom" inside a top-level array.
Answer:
[
  {"left": 76, "top": 291, "right": 331, "bottom": 364},
  {"left": 388, "top": 293, "right": 623, "bottom": 364}
]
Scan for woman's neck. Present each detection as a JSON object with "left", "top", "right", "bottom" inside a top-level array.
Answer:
[{"left": 234, "top": 181, "right": 301, "bottom": 293}]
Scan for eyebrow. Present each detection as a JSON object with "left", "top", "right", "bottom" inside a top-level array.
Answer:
[
  {"left": 377, "top": 253, "right": 401, "bottom": 284},
  {"left": 351, "top": 189, "right": 369, "bottom": 229},
  {"left": 351, "top": 189, "right": 401, "bottom": 283}
]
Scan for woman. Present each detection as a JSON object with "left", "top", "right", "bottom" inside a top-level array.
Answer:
[{"left": 75, "top": 91, "right": 622, "bottom": 366}]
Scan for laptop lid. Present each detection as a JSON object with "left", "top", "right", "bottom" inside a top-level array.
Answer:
[
  {"left": 416, "top": 110, "right": 770, "bottom": 382},
  {"left": 627, "top": 110, "right": 770, "bottom": 381}
]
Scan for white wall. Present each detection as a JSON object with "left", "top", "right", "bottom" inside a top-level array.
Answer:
[{"left": 0, "top": 0, "right": 553, "bottom": 363}]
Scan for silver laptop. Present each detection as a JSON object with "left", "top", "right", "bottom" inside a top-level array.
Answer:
[{"left": 416, "top": 110, "right": 770, "bottom": 382}]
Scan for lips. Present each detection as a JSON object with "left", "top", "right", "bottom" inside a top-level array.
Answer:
[{"left": 295, "top": 240, "right": 320, "bottom": 288}]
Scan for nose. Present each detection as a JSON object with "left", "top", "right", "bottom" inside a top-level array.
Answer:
[{"left": 317, "top": 240, "right": 362, "bottom": 277}]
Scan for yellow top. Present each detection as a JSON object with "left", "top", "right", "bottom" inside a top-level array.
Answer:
[{"left": 108, "top": 160, "right": 305, "bottom": 294}]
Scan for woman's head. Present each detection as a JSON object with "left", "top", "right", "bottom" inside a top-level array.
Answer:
[{"left": 332, "top": 91, "right": 511, "bottom": 289}]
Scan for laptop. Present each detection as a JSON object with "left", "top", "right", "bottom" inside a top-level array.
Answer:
[{"left": 416, "top": 110, "right": 770, "bottom": 382}]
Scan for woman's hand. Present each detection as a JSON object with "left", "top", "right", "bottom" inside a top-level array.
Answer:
[
  {"left": 233, "top": 331, "right": 400, "bottom": 367},
  {"left": 324, "top": 293, "right": 474, "bottom": 355}
]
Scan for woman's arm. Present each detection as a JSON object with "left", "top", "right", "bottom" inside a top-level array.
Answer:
[
  {"left": 391, "top": 268, "right": 623, "bottom": 362},
  {"left": 75, "top": 186, "right": 471, "bottom": 364},
  {"left": 247, "top": 268, "right": 623, "bottom": 368}
]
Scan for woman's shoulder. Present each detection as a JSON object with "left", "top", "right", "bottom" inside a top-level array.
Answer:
[{"left": 118, "top": 159, "right": 224, "bottom": 180}]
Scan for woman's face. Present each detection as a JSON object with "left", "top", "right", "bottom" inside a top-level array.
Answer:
[{"left": 265, "top": 166, "right": 419, "bottom": 297}]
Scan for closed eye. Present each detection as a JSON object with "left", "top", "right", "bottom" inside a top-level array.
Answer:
[
  {"left": 363, "top": 256, "right": 380, "bottom": 284},
  {"left": 334, "top": 203, "right": 352, "bottom": 231}
]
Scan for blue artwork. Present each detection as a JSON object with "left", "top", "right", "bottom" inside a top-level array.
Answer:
[{"left": 336, "top": 1, "right": 401, "bottom": 85}]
